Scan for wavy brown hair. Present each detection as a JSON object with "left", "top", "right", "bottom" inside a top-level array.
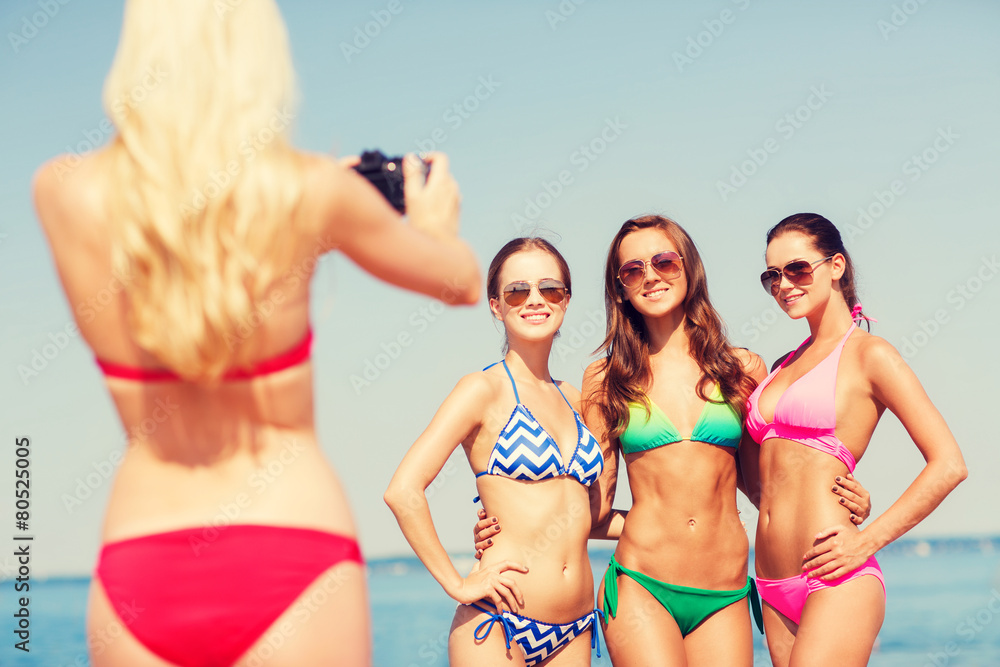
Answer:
[{"left": 593, "top": 215, "right": 756, "bottom": 439}]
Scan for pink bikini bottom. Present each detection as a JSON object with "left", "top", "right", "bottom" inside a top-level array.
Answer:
[{"left": 756, "top": 556, "right": 885, "bottom": 625}]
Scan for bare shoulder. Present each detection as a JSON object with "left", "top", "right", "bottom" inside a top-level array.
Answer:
[
  {"left": 298, "top": 150, "right": 345, "bottom": 188},
  {"left": 276, "top": 151, "right": 360, "bottom": 260},
  {"left": 296, "top": 149, "right": 395, "bottom": 245},
  {"left": 555, "top": 379, "right": 582, "bottom": 404},
  {"left": 33, "top": 155, "right": 80, "bottom": 222},
  {"left": 733, "top": 347, "right": 767, "bottom": 380},
  {"left": 32, "top": 152, "right": 106, "bottom": 238},
  {"left": 453, "top": 366, "right": 505, "bottom": 404},
  {"left": 853, "top": 331, "right": 908, "bottom": 377},
  {"left": 32, "top": 157, "right": 62, "bottom": 203},
  {"left": 583, "top": 357, "right": 609, "bottom": 386},
  {"left": 297, "top": 151, "right": 346, "bottom": 216},
  {"left": 770, "top": 350, "right": 794, "bottom": 373}
]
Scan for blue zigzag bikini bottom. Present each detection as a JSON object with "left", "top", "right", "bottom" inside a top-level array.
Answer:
[{"left": 469, "top": 601, "right": 603, "bottom": 665}]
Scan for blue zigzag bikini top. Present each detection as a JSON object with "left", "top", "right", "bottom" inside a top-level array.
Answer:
[{"left": 475, "top": 360, "right": 604, "bottom": 487}]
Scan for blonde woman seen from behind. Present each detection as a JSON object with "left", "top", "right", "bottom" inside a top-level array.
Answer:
[{"left": 32, "top": 1, "right": 479, "bottom": 665}]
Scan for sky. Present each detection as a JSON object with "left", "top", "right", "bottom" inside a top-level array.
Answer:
[{"left": 1, "top": 0, "right": 998, "bottom": 578}]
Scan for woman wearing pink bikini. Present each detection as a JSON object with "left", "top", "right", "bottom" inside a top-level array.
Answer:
[
  {"left": 743, "top": 213, "right": 967, "bottom": 666},
  {"left": 32, "top": 1, "right": 478, "bottom": 665}
]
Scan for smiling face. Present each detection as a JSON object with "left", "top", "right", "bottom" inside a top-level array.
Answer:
[
  {"left": 616, "top": 227, "right": 687, "bottom": 319},
  {"left": 489, "top": 249, "right": 570, "bottom": 345},
  {"left": 764, "top": 231, "right": 846, "bottom": 319}
]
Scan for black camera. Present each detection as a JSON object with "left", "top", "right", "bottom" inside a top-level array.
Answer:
[{"left": 353, "top": 150, "right": 428, "bottom": 214}]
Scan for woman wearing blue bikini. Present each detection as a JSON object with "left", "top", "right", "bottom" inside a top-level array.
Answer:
[{"left": 386, "top": 238, "right": 606, "bottom": 666}]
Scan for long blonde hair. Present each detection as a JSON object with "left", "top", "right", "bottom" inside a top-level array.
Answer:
[{"left": 102, "top": 0, "right": 305, "bottom": 381}]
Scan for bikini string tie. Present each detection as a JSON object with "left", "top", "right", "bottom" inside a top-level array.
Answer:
[
  {"left": 851, "top": 302, "right": 878, "bottom": 324},
  {"left": 474, "top": 608, "right": 515, "bottom": 650}
]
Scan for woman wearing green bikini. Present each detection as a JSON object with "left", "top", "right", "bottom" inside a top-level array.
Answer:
[
  {"left": 477, "top": 215, "right": 871, "bottom": 665},
  {"left": 583, "top": 215, "right": 766, "bottom": 665}
]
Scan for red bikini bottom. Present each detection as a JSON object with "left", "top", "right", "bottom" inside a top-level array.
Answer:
[{"left": 95, "top": 524, "right": 363, "bottom": 666}]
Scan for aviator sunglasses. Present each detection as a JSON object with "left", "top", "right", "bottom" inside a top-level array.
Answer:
[
  {"left": 502, "top": 279, "right": 570, "bottom": 306},
  {"left": 760, "top": 255, "right": 835, "bottom": 296},
  {"left": 617, "top": 251, "right": 683, "bottom": 288}
]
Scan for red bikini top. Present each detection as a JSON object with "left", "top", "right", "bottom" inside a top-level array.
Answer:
[{"left": 95, "top": 328, "right": 313, "bottom": 382}]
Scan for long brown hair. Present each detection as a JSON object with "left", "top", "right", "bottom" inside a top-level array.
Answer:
[
  {"left": 594, "top": 215, "right": 755, "bottom": 438},
  {"left": 766, "top": 213, "right": 868, "bottom": 329}
]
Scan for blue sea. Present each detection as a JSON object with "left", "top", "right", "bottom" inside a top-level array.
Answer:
[{"left": 4, "top": 538, "right": 999, "bottom": 666}]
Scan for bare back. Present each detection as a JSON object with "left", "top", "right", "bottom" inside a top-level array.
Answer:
[{"left": 35, "top": 149, "right": 357, "bottom": 543}]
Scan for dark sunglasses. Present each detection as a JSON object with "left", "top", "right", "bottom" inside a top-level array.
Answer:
[
  {"left": 502, "top": 279, "right": 570, "bottom": 306},
  {"left": 760, "top": 255, "right": 835, "bottom": 296},
  {"left": 617, "top": 251, "right": 683, "bottom": 288}
]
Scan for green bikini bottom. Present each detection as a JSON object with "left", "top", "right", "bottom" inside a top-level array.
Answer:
[{"left": 602, "top": 554, "right": 764, "bottom": 637}]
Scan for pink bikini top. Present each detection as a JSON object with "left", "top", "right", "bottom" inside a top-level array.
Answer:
[
  {"left": 95, "top": 328, "right": 313, "bottom": 382},
  {"left": 745, "top": 322, "right": 858, "bottom": 472}
]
